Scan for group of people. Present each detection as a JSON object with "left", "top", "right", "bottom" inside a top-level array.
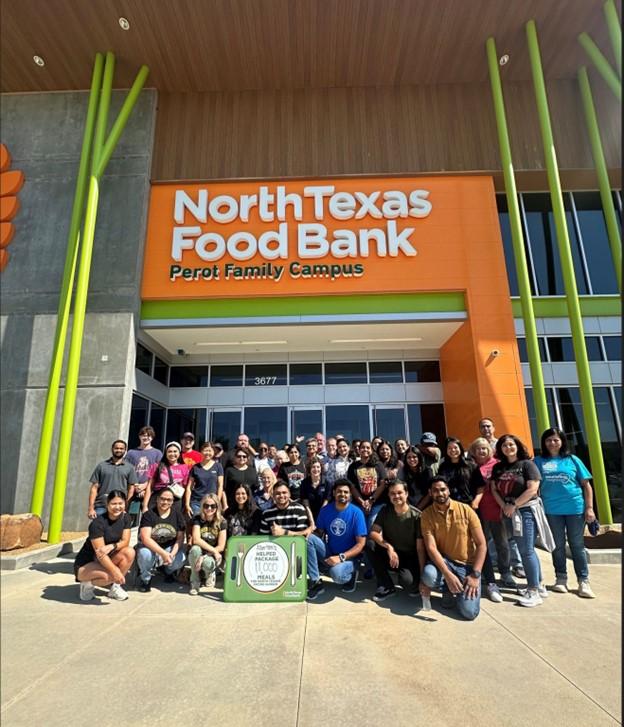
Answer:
[{"left": 75, "top": 417, "right": 599, "bottom": 618}]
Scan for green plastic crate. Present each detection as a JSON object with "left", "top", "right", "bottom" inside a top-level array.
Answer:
[{"left": 223, "top": 535, "right": 308, "bottom": 602}]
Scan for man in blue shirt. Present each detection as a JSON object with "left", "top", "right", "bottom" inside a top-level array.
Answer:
[{"left": 306, "top": 479, "right": 367, "bottom": 599}]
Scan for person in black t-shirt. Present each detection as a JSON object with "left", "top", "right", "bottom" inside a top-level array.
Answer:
[
  {"left": 224, "top": 448, "right": 258, "bottom": 509},
  {"left": 438, "top": 437, "right": 477, "bottom": 505},
  {"left": 277, "top": 444, "right": 306, "bottom": 501},
  {"left": 136, "top": 488, "right": 186, "bottom": 591},
  {"left": 74, "top": 490, "right": 135, "bottom": 602},
  {"left": 225, "top": 484, "right": 261, "bottom": 537}
]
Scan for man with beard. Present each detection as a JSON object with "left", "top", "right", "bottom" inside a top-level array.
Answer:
[
  {"left": 306, "top": 479, "right": 367, "bottom": 599},
  {"left": 87, "top": 440, "right": 137, "bottom": 520},
  {"left": 420, "top": 477, "right": 486, "bottom": 620}
]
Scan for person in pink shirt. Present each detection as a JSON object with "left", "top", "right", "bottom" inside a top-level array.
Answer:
[{"left": 143, "top": 442, "right": 190, "bottom": 513}]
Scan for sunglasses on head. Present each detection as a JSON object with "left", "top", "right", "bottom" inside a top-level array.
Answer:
[{"left": 202, "top": 503, "right": 218, "bottom": 510}]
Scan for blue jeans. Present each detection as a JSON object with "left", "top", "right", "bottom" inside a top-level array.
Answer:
[
  {"left": 306, "top": 534, "right": 356, "bottom": 584},
  {"left": 421, "top": 559, "right": 481, "bottom": 620},
  {"left": 136, "top": 544, "right": 186, "bottom": 583},
  {"left": 546, "top": 513, "right": 589, "bottom": 581},
  {"left": 511, "top": 508, "right": 542, "bottom": 589},
  {"left": 94, "top": 506, "right": 107, "bottom": 517}
]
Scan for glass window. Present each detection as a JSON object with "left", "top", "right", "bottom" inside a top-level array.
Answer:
[
  {"left": 369, "top": 362, "right": 403, "bottom": 384},
  {"left": 165, "top": 408, "right": 206, "bottom": 445},
  {"left": 292, "top": 409, "right": 323, "bottom": 443},
  {"left": 547, "top": 336, "right": 602, "bottom": 362},
  {"left": 373, "top": 408, "right": 406, "bottom": 442},
  {"left": 603, "top": 336, "right": 621, "bottom": 361},
  {"left": 404, "top": 361, "right": 440, "bottom": 383},
  {"left": 169, "top": 366, "right": 208, "bottom": 388},
  {"left": 325, "top": 405, "right": 370, "bottom": 442},
  {"left": 407, "top": 403, "right": 446, "bottom": 445},
  {"left": 210, "top": 365, "right": 243, "bottom": 387},
  {"left": 573, "top": 192, "right": 619, "bottom": 294},
  {"left": 210, "top": 410, "right": 242, "bottom": 451},
  {"left": 153, "top": 356, "right": 169, "bottom": 385},
  {"left": 245, "top": 364, "right": 287, "bottom": 387},
  {"left": 524, "top": 387, "right": 558, "bottom": 450},
  {"left": 149, "top": 403, "right": 166, "bottom": 451},
  {"left": 523, "top": 193, "right": 588, "bottom": 296},
  {"left": 324, "top": 362, "right": 367, "bottom": 385},
  {"left": 516, "top": 337, "right": 547, "bottom": 363},
  {"left": 244, "top": 407, "right": 287, "bottom": 451},
  {"left": 556, "top": 387, "right": 586, "bottom": 451},
  {"left": 289, "top": 363, "right": 322, "bottom": 385},
  {"left": 497, "top": 194, "right": 520, "bottom": 296},
  {"left": 135, "top": 343, "right": 153, "bottom": 375},
  {"left": 128, "top": 394, "right": 149, "bottom": 448}
]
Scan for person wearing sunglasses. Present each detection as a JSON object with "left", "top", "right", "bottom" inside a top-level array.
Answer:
[
  {"left": 188, "top": 494, "right": 227, "bottom": 595},
  {"left": 224, "top": 448, "right": 258, "bottom": 512},
  {"left": 136, "top": 487, "right": 186, "bottom": 592},
  {"left": 254, "top": 442, "right": 273, "bottom": 479}
]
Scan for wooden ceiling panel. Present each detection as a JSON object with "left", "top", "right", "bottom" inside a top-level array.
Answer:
[{"left": 0, "top": 0, "right": 616, "bottom": 92}]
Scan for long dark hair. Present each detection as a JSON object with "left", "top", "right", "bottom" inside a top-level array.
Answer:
[
  {"left": 540, "top": 427, "right": 570, "bottom": 458},
  {"left": 376, "top": 440, "right": 398, "bottom": 468},
  {"left": 443, "top": 437, "right": 471, "bottom": 466},
  {"left": 404, "top": 446, "right": 424, "bottom": 473},
  {"left": 495, "top": 434, "right": 531, "bottom": 463},
  {"left": 232, "top": 484, "right": 256, "bottom": 518},
  {"left": 157, "top": 444, "right": 183, "bottom": 482}
]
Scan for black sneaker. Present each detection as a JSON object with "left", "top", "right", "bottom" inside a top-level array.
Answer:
[
  {"left": 342, "top": 572, "right": 358, "bottom": 593},
  {"left": 372, "top": 586, "right": 396, "bottom": 602},
  {"left": 307, "top": 580, "right": 325, "bottom": 600},
  {"left": 138, "top": 580, "right": 151, "bottom": 593}
]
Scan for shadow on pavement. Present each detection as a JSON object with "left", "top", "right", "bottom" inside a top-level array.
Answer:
[
  {"left": 40, "top": 584, "right": 111, "bottom": 606},
  {"left": 30, "top": 557, "right": 75, "bottom": 576}
]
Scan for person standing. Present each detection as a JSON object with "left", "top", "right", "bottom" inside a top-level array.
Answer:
[
  {"left": 420, "top": 478, "right": 487, "bottom": 620},
  {"left": 180, "top": 432, "right": 202, "bottom": 467},
  {"left": 325, "top": 438, "right": 352, "bottom": 487},
  {"left": 306, "top": 479, "right": 367, "bottom": 599},
  {"left": 223, "top": 433, "right": 257, "bottom": 469},
  {"left": 534, "top": 428, "right": 597, "bottom": 598},
  {"left": 301, "top": 457, "right": 330, "bottom": 520},
  {"left": 143, "top": 442, "right": 190, "bottom": 512},
  {"left": 478, "top": 417, "right": 498, "bottom": 450},
  {"left": 347, "top": 440, "right": 387, "bottom": 528},
  {"left": 185, "top": 441, "right": 224, "bottom": 517},
  {"left": 277, "top": 444, "right": 306, "bottom": 501},
  {"left": 87, "top": 440, "right": 137, "bottom": 520},
  {"left": 401, "top": 446, "right": 433, "bottom": 509},
  {"left": 223, "top": 448, "right": 258, "bottom": 510},
  {"left": 369, "top": 481, "right": 425, "bottom": 601},
  {"left": 125, "top": 426, "right": 163, "bottom": 508},
  {"left": 437, "top": 437, "right": 476, "bottom": 504},
  {"left": 417, "top": 433, "right": 442, "bottom": 476}
]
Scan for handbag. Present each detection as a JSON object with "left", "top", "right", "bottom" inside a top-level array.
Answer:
[{"left": 164, "top": 463, "right": 185, "bottom": 499}]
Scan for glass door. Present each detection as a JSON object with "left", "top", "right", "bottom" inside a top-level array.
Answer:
[
  {"left": 373, "top": 406, "right": 407, "bottom": 443},
  {"left": 291, "top": 408, "right": 323, "bottom": 443},
  {"left": 209, "top": 409, "right": 242, "bottom": 451}
]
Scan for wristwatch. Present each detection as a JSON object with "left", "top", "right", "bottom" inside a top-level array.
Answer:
[
  {"left": 470, "top": 570, "right": 481, "bottom": 579},
  {"left": 339, "top": 553, "right": 346, "bottom": 562}
]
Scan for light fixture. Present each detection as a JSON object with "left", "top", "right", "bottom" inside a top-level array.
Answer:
[
  {"left": 195, "top": 340, "right": 288, "bottom": 346},
  {"left": 33, "top": 55, "right": 45, "bottom": 67},
  {"left": 329, "top": 337, "right": 423, "bottom": 344},
  {"left": 499, "top": 54, "right": 509, "bottom": 66},
  {"left": 118, "top": 17, "right": 130, "bottom": 30}
]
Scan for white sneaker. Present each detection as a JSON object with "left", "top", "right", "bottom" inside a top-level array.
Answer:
[
  {"left": 538, "top": 584, "right": 549, "bottom": 599},
  {"left": 517, "top": 588, "right": 543, "bottom": 608},
  {"left": 79, "top": 581, "right": 95, "bottom": 601},
  {"left": 206, "top": 571, "right": 216, "bottom": 588},
  {"left": 578, "top": 580, "right": 596, "bottom": 599},
  {"left": 189, "top": 586, "right": 199, "bottom": 596},
  {"left": 107, "top": 583, "right": 129, "bottom": 601},
  {"left": 552, "top": 577, "right": 568, "bottom": 593},
  {"left": 486, "top": 583, "right": 503, "bottom": 603}
]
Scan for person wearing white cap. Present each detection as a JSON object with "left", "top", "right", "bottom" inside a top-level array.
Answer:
[{"left": 142, "top": 441, "right": 191, "bottom": 513}]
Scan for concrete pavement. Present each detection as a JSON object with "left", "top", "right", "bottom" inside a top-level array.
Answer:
[{"left": 1, "top": 551, "right": 621, "bottom": 727}]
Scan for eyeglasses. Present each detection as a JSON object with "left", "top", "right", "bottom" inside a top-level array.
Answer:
[
  {"left": 236, "top": 454, "right": 248, "bottom": 459},
  {"left": 202, "top": 504, "right": 218, "bottom": 510},
  {"left": 259, "top": 447, "right": 268, "bottom": 452},
  {"left": 158, "top": 498, "right": 174, "bottom": 504}
]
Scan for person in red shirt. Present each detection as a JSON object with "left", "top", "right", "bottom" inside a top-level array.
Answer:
[{"left": 180, "top": 432, "right": 202, "bottom": 467}]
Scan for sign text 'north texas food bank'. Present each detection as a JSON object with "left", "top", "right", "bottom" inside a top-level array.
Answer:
[{"left": 167, "top": 184, "right": 431, "bottom": 283}]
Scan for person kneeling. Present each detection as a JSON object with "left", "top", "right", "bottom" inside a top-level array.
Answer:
[
  {"left": 136, "top": 488, "right": 186, "bottom": 591},
  {"left": 307, "top": 479, "right": 367, "bottom": 599},
  {"left": 419, "top": 477, "right": 487, "bottom": 620},
  {"left": 369, "top": 481, "right": 425, "bottom": 602},
  {"left": 74, "top": 490, "right": 135, "bottom": 602},
  {"left": 188, "top": 494, "right": 227, "bottom": 595}
]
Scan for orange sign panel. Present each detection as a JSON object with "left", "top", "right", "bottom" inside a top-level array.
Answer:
[{"left": 141, "top": 176, "right": 500, "bottom": 300}]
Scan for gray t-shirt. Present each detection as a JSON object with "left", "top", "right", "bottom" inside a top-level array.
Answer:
[{"left": 90, "top": 458, "right": 138, "bottom": 507}]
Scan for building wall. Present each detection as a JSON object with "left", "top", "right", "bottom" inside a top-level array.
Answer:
[
  {"left": 0, "top": 90, "right": 157, "bottom": 529},
  {"left": 151, "top": 80, "right": 621, "bottom": 183}
]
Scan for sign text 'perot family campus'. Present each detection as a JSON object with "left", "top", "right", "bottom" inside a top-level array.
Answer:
[{"left": 168, "top": 184, "right": 432, "bottom": 283}]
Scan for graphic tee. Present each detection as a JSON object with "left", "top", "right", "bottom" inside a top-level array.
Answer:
[
  {"left": 140, "top": 507, "right": 186, "bottom": 548},
  {"left": 74, "top": 513, "right": 132, "bottom": 571},
  {"left": 181, "top": 449, "right": 203, "bottom": 467},
  {"left": 192, "top": 515, "right": 227, "bottom": 546},
  {"left": 125, "top": 448, "right": 163, "bottom": 484},
  {"left": 491, "top": 459, "right": 541, "bottom": 502},
  {"left": 277, "top": 462, "right": 306, "bottom": 500},
  {"left": 189, "top": 461, "right": 224, "bottom": 502},
  {"left": 316, "top": 502, "right": 367, "bottom": 556},
  {"left": 534, "top": 455, "right": 591, "bottom": 515},
  {"left": 347, "top": 460, "right": 386, "bottom": 499}
]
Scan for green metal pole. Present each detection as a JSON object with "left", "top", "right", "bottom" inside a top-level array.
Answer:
[
  {"left": 30, "top": 53, "right": 104, "bottom": 516},
  {"left": 578, "top": 66, "right": 622, "bottom": 291},
  {"left": 578, "top": 32, "right": 622, "bottom": 100},
  {"left": 485, "top": 38, "right": 550, "bottom": 437},
  {"left": 47, "top": 60, "right": 149, "bottom": 543},
  {"left": 527, "top": 20, "right": 613, "bottom": 523},
  {"left": 603, "top": 0, "right": 622, "bottom": 77}
]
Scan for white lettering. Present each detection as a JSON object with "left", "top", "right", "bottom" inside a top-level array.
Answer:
[
  {"left": 408, "top": 190, "right": 432, "bottom": 218},
  {"left": 387, "top": 221, "right": 416, "bottom": 256},
  {"left": 276, "top": 186, "right": 303, "bottom": 220},
  {"left": 298, "top": 223, "right": 329, "bottom": 258},
  {"left": 328, "top": 192, "right": 356, "bottom": 220},
  {"left": 330, "top": 229, "right": 358, "bottom": 257},
  {"left": 258, "top": 223, "right": 289, "bottom": 259},
  {"left": 358, "top": 228, "right": 386, "bottom": 257},
  {"left": 239, "top": 194, "right": 258, "bottom": 222},
  {"left": 174, "top": 190, "right": 207, "bottom": 224},
  {"left": 303, "top": 186, "right": 335, "bottom": 220},
  {"left": 258, "top": 186, "right": 275, "bottom": 222},
  {"left": 171, "top": 226, "right": 201, "bottom": 261},
  {"left": 196, "top": 232, "right": 226, "bottom": 261},
  {"left": 227, "top": 232, "right": 257, "bottom": 261},
  {"left": 382, "top": 191, "right": 408, "bottom": 219},
  {"left": 208, "top": 194, "right": 238, "bottom": 223},
  {"left": 354, "top": 191, "right": 383, "bottom": 219}
]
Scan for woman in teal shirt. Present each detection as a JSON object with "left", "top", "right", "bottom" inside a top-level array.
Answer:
[{"left": 534, "top": 428, "right": 596, "bottom": 599}]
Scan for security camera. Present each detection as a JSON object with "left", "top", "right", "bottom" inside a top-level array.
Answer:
[{"left": 177, "top": 348, "right": 186, "bottom": 356}]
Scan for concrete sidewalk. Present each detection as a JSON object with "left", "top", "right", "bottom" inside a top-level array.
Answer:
[{"left": 1, "top": 551, "right": 621, "bottom": 727}]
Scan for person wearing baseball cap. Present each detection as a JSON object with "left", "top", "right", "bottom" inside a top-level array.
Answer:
[
  {"left": 180, "top": 432, "right": 202, "bottom": 467},
  {"left": 418, "top": 432, "right": 441, "bottom": 476}
]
